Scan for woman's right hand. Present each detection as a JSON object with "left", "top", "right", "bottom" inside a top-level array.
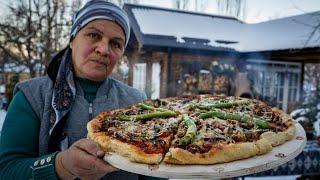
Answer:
[{"left": 55, "top": 138, "right": 118, "bottom": 180}]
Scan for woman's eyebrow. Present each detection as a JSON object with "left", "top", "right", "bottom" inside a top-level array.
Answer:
[
  {"left": 85, "top": 26, "right": 125, "bottom": 43},
  {"left": 112, "top": 37, "right": 125, "bottom": 43},
  {"left": 85, "top": 26, "right": 104, "bottom": 34}
]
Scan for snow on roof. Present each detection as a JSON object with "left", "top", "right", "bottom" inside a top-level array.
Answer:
[
  {"left": 132, "top": 7, "right": 243, "bottom": 50},
  {"left": 129, "top": 5, "right": 320, "bottom": 52},
  {"left": 242, "top": 12, "right": 320, "bottom": 52}
]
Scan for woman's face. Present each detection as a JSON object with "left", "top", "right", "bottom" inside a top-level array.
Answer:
[{"left": 70, "top": 19, "right": 125, "bottom": 81}]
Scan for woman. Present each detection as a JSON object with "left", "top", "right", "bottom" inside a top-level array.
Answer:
[{"left": 0, "top": 1, "right": 156, "bottom": 179}]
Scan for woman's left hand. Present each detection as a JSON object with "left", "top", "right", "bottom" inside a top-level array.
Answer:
[{"left": 55, "top": 138, "right": 118, "bottom": 179}]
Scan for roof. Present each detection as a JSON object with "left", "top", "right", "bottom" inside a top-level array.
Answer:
[{"left": 124, "top": 4, "right": 320, "bottom": 53}]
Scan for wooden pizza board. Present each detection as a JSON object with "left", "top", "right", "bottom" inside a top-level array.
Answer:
[{"left": 104, "top": 123, "right": 306, "bottom": 179}]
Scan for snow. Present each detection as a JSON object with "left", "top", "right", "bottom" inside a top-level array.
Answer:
[
  {"left": 0, "top": 109, "right": 6, "bottom": 134},
  {"left": 294, "top": 116, "right": 309, "bottom": 122},
  {"left": 132, "top": 8, "right": 243, "bottom": 50},
  {"left": 3, "top": 63, "right": 29, "bottom": 73},
  {"left": 131, "top": 6, "right": 320, "bottom": 52},
  {"left": 290, "top": 108, "right": 309, "bottom": 117},
  {"left": 0, "top": 85, "right": 4, "bottom": 94},
  {"left": 315, "top": 118, "right": 320, "bottom": 136},
  {"left": 200, "top": 69, "right": 210, "bottom": 74},
  {"left": 242, "top": 13, "right": 320, "bottom": 52},
  {"left": 315, "top": 111, "right": 320, "bottom": 136},
  {"left": 290, "top": 106, "right": 320, "bottom": 136}
]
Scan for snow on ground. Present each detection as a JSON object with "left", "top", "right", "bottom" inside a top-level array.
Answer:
[
  {"left": 314, "top": 115, "right": 320, "bottom": 136},
  {"left": 0, "top": 109, "right": 7, "bottom": 134}
]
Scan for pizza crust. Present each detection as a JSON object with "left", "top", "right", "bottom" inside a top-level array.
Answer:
[
  {"left": 257, "top": 109, "right": 296, "bottom": 149},
  {"left": 164, "top": 142, "right": 259, "bottom": 165},
  {"left": 164, "top": 121, "right": 296, "bottom": 164},
  {"left": 87, "top": 118, "right": 163, "bottom": 165},
  {"left": 259, "top": 123, "right": 296, "bottom": 147}
]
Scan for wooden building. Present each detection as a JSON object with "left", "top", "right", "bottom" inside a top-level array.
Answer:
[{"left": 123, "top": 4, "right": 320, "bottom": 112}]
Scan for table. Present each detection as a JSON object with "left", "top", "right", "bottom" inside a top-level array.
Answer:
[{"left": 250, "top": 140, "right": 320, "bottom": 176}]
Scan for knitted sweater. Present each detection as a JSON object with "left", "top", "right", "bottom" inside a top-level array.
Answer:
[{"left": 0, "top": 78, "right": 162, "bottom": 180}]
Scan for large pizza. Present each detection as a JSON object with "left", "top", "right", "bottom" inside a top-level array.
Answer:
[{"left": 87, "top": 95, "right": 296, "bottom": 165}]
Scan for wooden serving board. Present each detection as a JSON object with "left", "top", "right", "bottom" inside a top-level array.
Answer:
[{"left": 104, "top": 123, "right": 306, "bottom": 179}]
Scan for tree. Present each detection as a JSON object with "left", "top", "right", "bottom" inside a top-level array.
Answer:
[
  {"left": 0, "top": 49, "right": 6, "bottom": 77},
  {"left": 290, "top": 64, "right": 320, "bottom": 139},
  {"left": 106, "top": 0, "right": 139, "bottom": 7},
  {"left": 0, "top": 0, "right": 80, "bottom": 78},
  {"left": 305, "top": 12, "right": 320, "bottom": 46},
  {"left": 195, "top": 0, "right": 208, "bottom": 12},
  {"left": 215, "top": 0, "right": 246, "bottom": 20},
  {"left": 5, "top": 74, "right": 19, "bottom": 104},
  {"left": 291, "top": 3, "right": 320, "bottom": 45},
  {"left": 173, "top": 0, "right": 190, "bottom": 10},
  {"left": 290, "top": 11, "right": 320, "bottom": 139}
]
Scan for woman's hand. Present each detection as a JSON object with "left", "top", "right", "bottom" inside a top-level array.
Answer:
[{"left": 55, "top": 138, "right": 117, "bottom": 180}]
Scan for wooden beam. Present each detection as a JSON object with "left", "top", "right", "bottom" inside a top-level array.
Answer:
[
  {"left": 145, "top": 60, "right": 152, "bottom": 98},
  {"left": 166, "top": 48, "right": 173, "bottom": 97}
]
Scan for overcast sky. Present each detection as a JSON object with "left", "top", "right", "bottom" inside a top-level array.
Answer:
[{"left": 0, "top": 0, "right": 319, "bottom": 23}]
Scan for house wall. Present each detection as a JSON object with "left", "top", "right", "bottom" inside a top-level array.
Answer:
[
  {"left": 169, "top": 52, "right": 240, "bottom": 97},
  {"left": 127, "top": 49, "right": 241, "bottom": 98}
]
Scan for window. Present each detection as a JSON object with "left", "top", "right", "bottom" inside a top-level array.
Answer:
[
  {"left": 133, "top": 63, "right": 146, "bottom": 92},
  {"left": 151, "top": 62, "right": 161, "bottom": 99},
  {"left": 132, "top": 62, "right": 162, "bottom": 99},
  {"left": 247, "top": 59, "right": 301, "bottom": 112}
]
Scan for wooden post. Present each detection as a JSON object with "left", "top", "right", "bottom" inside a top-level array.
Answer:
[
  {"left": 146, "top": 60, "right": 152, "bottom": 98},
  {"left": 160, "top": 53, "right": 168, "bottom": 98},
  {"left": 166, "top": 48, "right": 173, "bottom": 97},
  {"left": 300, "top": 61, "right": 305, "bottom": 102}
]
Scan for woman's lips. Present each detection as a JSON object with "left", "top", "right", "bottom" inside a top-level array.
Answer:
[{"left": 91, "top": 59, "right": 108, "bottom": 66}]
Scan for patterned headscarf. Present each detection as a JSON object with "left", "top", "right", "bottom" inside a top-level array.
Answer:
[
  {"left": 48, "top": 0, "right": 130, "bottom": 135},
  {"left": 49, "top": 48, "right": 75, "bottom": 134}
]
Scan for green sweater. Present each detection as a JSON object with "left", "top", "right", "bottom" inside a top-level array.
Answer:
[
  {"left": 0, "top": 78, "right": 102, "bottom": 179},
  {"left": 0, "top": 78, "right": 162, "bottom": 180}
]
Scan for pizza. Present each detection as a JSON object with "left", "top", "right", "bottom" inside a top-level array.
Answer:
[{"left": 87, "top": 95, "right": 296, "bottom": 165}]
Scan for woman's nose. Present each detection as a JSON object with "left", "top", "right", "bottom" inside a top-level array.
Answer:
[{"left": 95, "top": 40, "right": 110, "bottom": 55}]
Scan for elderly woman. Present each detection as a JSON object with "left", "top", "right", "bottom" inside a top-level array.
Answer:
[{"left": 0, "top": 1, "right": 160, "bottom": 179}]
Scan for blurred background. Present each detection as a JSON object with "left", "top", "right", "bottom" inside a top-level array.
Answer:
[{"left": 0, "top": 0, "right": 319, "bottom": 179}]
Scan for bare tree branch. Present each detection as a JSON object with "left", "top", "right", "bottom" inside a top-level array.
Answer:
[
  {"left": 215, "top": 0, "right": 246, "bottom": 20},
  {"left": 0, "top": 0, "right": 76, "bottom": 77}
]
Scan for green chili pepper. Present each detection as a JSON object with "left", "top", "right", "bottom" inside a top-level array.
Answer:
[
  {"left": 255, "top": 119, "right": 274, "bottom": 129},
  {"left": 179, "top": 115, "right": 197, "bottom": 145},
  {"left": 199, "top": 111, "right": 250, "bottom": 123},
  {"left": 195, "top": 99, "right": 251, "bottom": 110},
  {"left": 118, "top": 110, "right": 176, "bottom": 121},
  {"left": 137, "top": 103, "right": 168, "bottom": 112},
  {"left": 200, "top": 110, "right": 274, "bottom": 129}
]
